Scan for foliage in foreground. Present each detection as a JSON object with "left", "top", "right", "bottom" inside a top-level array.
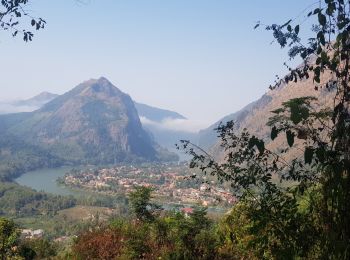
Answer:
[
  {"left": 71, "top": 187, "right": 227, "bottom": 260},
  {"left": 178, "top": 0, "right": 350, "bottom": 258},
  {"left": 0, "top": 0, "right": 45, "bottom": 42},
  {"left": 0, "top": 185, "right": 337, "bottom": 259},
  {"left": 69, "top": 186, "right": 328, "bottom": 259}
]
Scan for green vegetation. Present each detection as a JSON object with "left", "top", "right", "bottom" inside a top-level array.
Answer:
[
  {"left": 72, "top": 187, "right": 219, "bottom": 260},
  {"left": 18, "top": 238, "right": 58, "bottom": 260},
  {"left": 129, "top": 186, "right": 161, "bottom": 222},
  {"left": 0, "top": 217, "right": 20, "bottom": 260},
  {"left": 0, "top": 78, "right": 179, "bottom": 165},
  {"left": 178, "top": 0, "right": 350, "bottom": 258},
  {"left": 2, "top": 0, "right": 350, "bottom": 259},
  {"left": 0, "top": 217, "right": 59, "bottom": 259},
  {"left": 0, "top": 134, "right": 64, "bottom": 181},
  {"left": 0, "top": 182, "right": 76, "bottom": 217}
]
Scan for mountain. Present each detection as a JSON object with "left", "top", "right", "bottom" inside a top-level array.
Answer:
[
  {"left": 141, "top": 124, "right": 197, "bottom": 160},
  {"left": 197, "top": 95, "right": 272, "bottom": 149},
  {"left": 199, "top": 70, "right": 335, "bottom": 160},
  {"left": 0, "top": 77, "right": 177, "bottom": 164},
  {"left": 0, "top": 87, "right": 192, "bottom": 159},
  {"left": 134, "top": 102, "right": 196, "bottom": 158},
  {"left": 0, "top": 92, "right": 59, "bottom": 115},
  {"left": 135, "top": 102, "right": 186, "bottom": 122},
  {"left": 12, "top": 92, "right": 59, "bottom": 107},
  {"left": 0, "top": 133, "right": 63, "bottom": 181}
]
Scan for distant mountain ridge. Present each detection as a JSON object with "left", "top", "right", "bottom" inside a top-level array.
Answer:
[
  {"left": 197, "top": 94, "right": 272, "bottom": 149},
  {"left": 14, "top": 86, "right": 194, "bottom": 158},
  {"left": 199, "top": 69, "right": 336, "bottom": 160},
  {"left": 12, "top": 92, "right": 59, "bottom": 107},
  {"left": 0, "top": 77, "right": 177, "bottom": 164},
  {"left": 135, "top": 102, "right": 186, "bottom": 122},
  {"left": 0, "top": 87, "right": 192, "bottom": 156},
  {"left": 133, "top": 102, "right": 195, "bottom": 157}
]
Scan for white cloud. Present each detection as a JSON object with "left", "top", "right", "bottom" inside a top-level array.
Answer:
[
  {"left": 0, "top": 103, "right": 39, "bottom": 114},
  {"left": 140, "top": 116, "right": 207, "bottom": 133}
]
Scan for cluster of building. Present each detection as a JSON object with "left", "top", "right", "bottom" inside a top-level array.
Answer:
[
  {"left": 21, "top": 229, "right": 73, "bottom": 244},
  {"left": 21, "top": 229, "right": 44, "bottom": 239},
  {"left": 61, "top": 164, "right": 236, "bottom": 207}
]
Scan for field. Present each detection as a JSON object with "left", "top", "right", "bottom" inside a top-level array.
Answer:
[{"left": 58, "top": 205, "right": 116, "bottom": 221}]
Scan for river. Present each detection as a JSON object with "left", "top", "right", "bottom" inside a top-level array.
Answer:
[
  {"left": 15, "top": 167, "right": 78, "bottom": 196},
  {"left": 15, "top": 167, "right": 228, "bottom": 214}
]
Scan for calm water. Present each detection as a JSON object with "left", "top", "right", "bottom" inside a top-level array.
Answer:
[
  {"left": 15, "top": 167, "right": 228, "bottom": 214},
  {"left": 15, "top": 167, "right": 78, "bottom": 196}
]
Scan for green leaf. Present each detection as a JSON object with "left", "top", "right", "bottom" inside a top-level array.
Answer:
[
  {"left": 248, "top": 136, "right": 256, "bottom": 149},
  {"left": 326, "top": 3, "right": 335, "bottom": 16},
  {"left": 318, "top": 13, "right": 326, "bottom": 26},
  {"left": 321, "top": 51, "right": 328, "bottom": 62},
  {"left": 256, "top": 140, "right": 265, "bottom": 155},
  {"left": 295, "top": 25, "right": 299, "bottom": 34},
  {"left": 271, "top": 126, "right": 278, "bottom": 140},
  {"left": 313, "top": 8, "right": 321, "bottom": 14},
  {"left": 318, "top": 31, "right": 326, "bottom": 45},
  {"left": 248, "top": 136, "right": 264, "bottom": 155},
  {"left": 314, "top": 66, "right": 321, "bottom": 76},
  {"left": 286, "top": 130, "right": 295, "bottom": 147},
  {"left": 315, "top": 148, "right": 325, "bottom": 163},
  {"left": 304, "top": 147, "right": 314, "bottom": 164},
  {"left": 314, "top": 66, "right": 321, "bottom": 83},
  {"left": 289, "top": 100, "right": 310, "bottom": 124}
]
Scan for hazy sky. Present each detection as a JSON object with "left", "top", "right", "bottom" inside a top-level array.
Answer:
[{"left": 0, "top": 0, "right": 316, "bottom": 127}]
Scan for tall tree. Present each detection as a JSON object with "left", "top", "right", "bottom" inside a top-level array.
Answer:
[{"left": 129, "top": 186, "right": 161, "bottom": 222}]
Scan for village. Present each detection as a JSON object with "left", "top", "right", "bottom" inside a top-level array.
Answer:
[{"left": 59, "top": 163, "right": 236, "bottom": 207}]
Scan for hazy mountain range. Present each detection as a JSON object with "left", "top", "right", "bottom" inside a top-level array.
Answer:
[
  {"left": 0, "top": 92, "right": 59, "bottom": 114},
  {"left": 134, "top": 102, "right": 186, "bottom": 122},
  {"left": 0, "top": 69, "right": 334, "bottom": 166},
  {"left": 12, "top": 92, "right": 59, "bottom": 108},
  {"left": 0, "top": 77, "right": 178, "bottom": 164},
  {"left": 0, "top": 82, "right": 198, "bottom": 156}
]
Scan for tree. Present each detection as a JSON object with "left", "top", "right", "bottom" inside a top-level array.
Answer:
[
  {"left": 19, "top": 238, "right": 57, "bottom": 259},
  {"left": 0, "top": 217, "right": 20, "bottom": 260},
  {"left": 0, "top": 0, "right": 45, "bottom": 42},
  {"left": 180, "top": 0, "right": 350, "bottom": 258},
  {"left": 129, "top": 186, "right": 161, "bottom": 222},
  {"left": 72, "top": 228, "right": 125, "bottom": 260}
]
